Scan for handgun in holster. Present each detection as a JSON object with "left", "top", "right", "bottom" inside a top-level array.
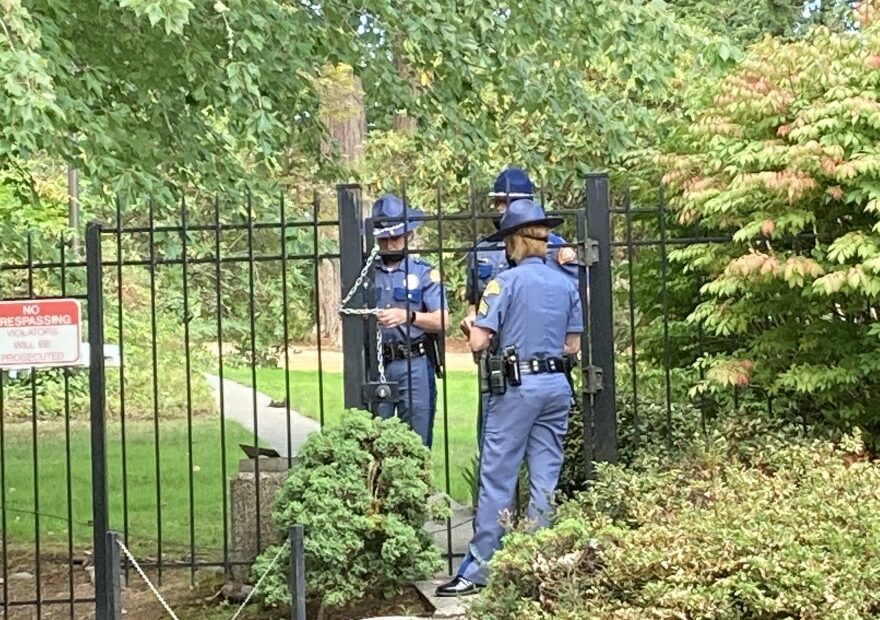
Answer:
[
  {"left": 502, "top": 345, "right": 522, "bottom": 387},
  {"left": 425, "top": 334, "right": 444, "bottom": 379},
  {"left": 479, "top": 336, "right": 507, "bottom": 395}
]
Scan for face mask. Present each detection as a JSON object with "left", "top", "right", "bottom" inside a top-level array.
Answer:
[
  {"left": 492, "top": 214, "right": 503, "bottom": 230},
  {"left": 380, "top": 251, "right": 405, "bottom": 264}
]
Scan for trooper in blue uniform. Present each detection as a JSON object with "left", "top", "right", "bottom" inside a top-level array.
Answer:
[
  {"left": 462, "top": 167, "right": 580, "bottom": 328},
  {"left": 437, "top": 199, "right": 583, "bottom": 596},
  {"left": 462, "top": 167, "right": 583, "bottom": 425},
  {"left": 372, "top": 194, "right": 449, "bottom": 447}
]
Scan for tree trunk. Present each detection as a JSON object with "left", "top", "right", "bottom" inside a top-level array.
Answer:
[
  {"left": 392, "top": 35, "right": 418, "bottom": 135},
  {"left": 316, "top": 258, "right": 342, "bottom": 348},
  {"left": 315, "top": 64, "right": 366, "bottom": 348}
]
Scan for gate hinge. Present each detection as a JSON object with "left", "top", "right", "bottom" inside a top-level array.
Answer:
[
  {"left": 583, "top": 365, "right": 604, "bottom": 394},
  {"left": 583, "top": 238, "right": 599, "bottom": 267}
]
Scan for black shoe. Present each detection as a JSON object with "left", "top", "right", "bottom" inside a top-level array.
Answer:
[{"left": 435, "top": 575, "right": 484, "bottom": 597}]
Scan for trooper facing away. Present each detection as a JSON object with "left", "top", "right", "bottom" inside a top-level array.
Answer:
[
  {"left": 462, "top": 167, "right": 580, "bottom": 328},
  {"left": 371, "top": 194, "right": 449, "bottom": 447},
  {"left": 437, "top": 199, "right": 583, "bottom": 597},
  {"left": 461, "top": 167, "right": 584, "bottom": 415}
]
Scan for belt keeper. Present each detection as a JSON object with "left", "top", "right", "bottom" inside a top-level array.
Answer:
[{"left": 531, "top": 360, "right": 539, "bottom": 372}]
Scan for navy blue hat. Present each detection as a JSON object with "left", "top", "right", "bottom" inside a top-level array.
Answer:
[
  {"left": 488, "top": 167, "right": 534, "bottom": 201},
  {"left": 485, "top": 199, "right": 562, "bottom": 242},
  {"left": 371, "top": 194, "right": 424, "bottom": 239}
]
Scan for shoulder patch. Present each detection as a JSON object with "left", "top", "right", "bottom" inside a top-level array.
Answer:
[
  {"left": 478, "top": 299, "right": 489, "bottom": 315},
  {"left": 484, "top": 279, "right": 501, "bottom": 297},
  {"left": 429, "top": 268, "right": 440, "bottom": 283}
]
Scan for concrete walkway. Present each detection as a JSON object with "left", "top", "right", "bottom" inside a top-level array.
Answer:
[
  {"left": 205, "top": 373, "right": 474, "bottom": 583},
  {"left": 204, "top": 374, "right": 320, "bottom": 457}
]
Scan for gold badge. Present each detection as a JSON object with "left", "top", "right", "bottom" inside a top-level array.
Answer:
[
  {"left": 557, "top": 247, "right": 577, "bottom": 265},
  {"left": 484, "top": 279, "right": 501, "bottom": 296},
  {"left": 429, "top": 269, "right": 441, "bottom": 283}
]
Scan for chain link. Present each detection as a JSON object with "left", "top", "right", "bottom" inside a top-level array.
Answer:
[
  {"left": 338, "top": 244, "right": 386, "bottom": 384},
  {"left": 229, "top": 540, "right": 290, "bottom": 620},
  {"left": 115, "top": 538, "right": 181, "bottom": 620}
]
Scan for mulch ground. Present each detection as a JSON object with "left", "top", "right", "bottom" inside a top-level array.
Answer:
[{"left": 0, "top": 551, "right": 431, "bottom": 619}]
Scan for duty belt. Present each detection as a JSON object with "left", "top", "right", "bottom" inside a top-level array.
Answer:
[
  {"left": 518, "top": 357, "right": 566, "bottom": 375},
  {"left": 382, "top": 339, "right": 427, "bottom": 363}
]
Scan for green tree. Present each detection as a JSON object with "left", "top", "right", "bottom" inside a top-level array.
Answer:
[
  {"left": 661, "top": 1, "right": 880, "bottom": 431},
  {"left": 666, "top": 0, "right": 858, "bottom": 45},
  {"left": 2, "top": 0, "right": 726, "bottom": 199}
]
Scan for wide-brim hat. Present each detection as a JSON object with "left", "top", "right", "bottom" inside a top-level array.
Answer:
[
  {"left": 485, "top": 198, "right": 562, "bottom": 242},
  {"left": 371, "top": 194, "right": 424, "bottom": 239},
  {"left": 487, "top": 167, "right": 534, "bottom": 200}
]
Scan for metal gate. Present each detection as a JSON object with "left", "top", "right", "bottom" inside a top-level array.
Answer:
[{"left": 0, "top": 172, "right": 618, "bottom": 618}]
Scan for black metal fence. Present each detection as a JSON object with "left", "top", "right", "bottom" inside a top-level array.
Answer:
[
  {"left": 609, "top": 183, "right": 786, "bottom": 459},
  {"left": 0, "top": 171, "right": 775, "bottom": 618}
]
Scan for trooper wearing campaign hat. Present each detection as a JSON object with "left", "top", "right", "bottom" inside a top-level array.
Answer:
[
  {"left": 437, "top": 199, "right": 583, "bottom": 596},
  {"left": 462, "top": 168, "right": 583, "bottom": 416},
  {"left": 463, "top": 167, "right": 580, "bottom": 324},
  {"left": 371, "top": 194, "right": 449, "bottom": 447}
]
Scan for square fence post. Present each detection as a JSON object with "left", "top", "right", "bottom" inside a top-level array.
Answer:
[
  {"left": 106, "top": 531, "right": 121, "bottom": 620},
  {"left": 87, "top": 222, "right": 112, "bottom": 619},
  {"left": 338, "top": 185, "right": 367, "bottom": 410},
  {"left": 585, "top": 173, "right": 618, "bottom": 464},
  {"left": 288, "top": 525, "right": 306, "bottom": 620}
]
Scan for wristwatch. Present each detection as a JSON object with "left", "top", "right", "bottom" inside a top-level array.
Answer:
[{"left": 409, "top": 311, "right": 417, "bottom": 324}]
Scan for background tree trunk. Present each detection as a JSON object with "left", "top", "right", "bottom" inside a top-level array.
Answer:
[{"left": 315, "top": 64, "right": 366, "bottom": 348}]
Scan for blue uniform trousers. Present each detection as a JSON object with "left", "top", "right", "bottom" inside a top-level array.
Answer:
[
  {"left": 376, "top": 355, "right": 436, "bottom": 447},
  {"left": 459, "top": 374, "right": 570, "bottom": 585}
]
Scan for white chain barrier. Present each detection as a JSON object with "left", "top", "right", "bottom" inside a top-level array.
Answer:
[
  {"left": 114, "top": 536, "right": 291, "bottom": 620},
  {"left": 115, "top": 538, "right": 181, "bottom": 620},
  {"left": 229, "top": 540, "right": 290, "bottom": 620},
  {"left": 338, "top": 240, "right": 388, "bottom": 384}
]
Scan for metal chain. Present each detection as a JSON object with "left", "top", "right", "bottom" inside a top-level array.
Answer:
[
  {"left": 375, "top": 327, "right": 386, "bottom": 384},
  {"left": 339, "top": 245, "right": 380, "bottom": 315},
  {"left": 338, "top": 243, "right": 387, "bottom": 384},
  {"left": 115, "top": 538, "right": 181, "bottom": 620},
  {"left": 229, "top": 540, "right": 290, "bottom": 620}
]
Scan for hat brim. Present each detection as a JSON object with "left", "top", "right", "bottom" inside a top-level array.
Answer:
[
  {"left": 373, "top": 210, "right": 425, "bottom": 238},
  {"left": 484, "top": 216, "right": 563, "bottom": 242},
  {"left": 487, "top": 191, "right": 534, "bottom": 200}
]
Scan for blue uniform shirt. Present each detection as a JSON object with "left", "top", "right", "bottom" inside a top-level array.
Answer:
[
  {"left": 374, "top": 256, "right": 447, "bottom": 344},
  {"left": 465, "top": 233, "right": 581, "bottom": 304},
  {"left": 474, "top": 256, "right": 583, "bottom": 359}
]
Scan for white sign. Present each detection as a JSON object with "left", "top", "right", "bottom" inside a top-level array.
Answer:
[{"left": 0, "top": 300, "right": 82, "bottom": 368}]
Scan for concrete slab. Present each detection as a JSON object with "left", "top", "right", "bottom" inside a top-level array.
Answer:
[
  {"left": 424, "top": 501, "right": 473, "bottom": 568},
  {"left": 414, "top": 578, "right": 474, "bottom": 620}
]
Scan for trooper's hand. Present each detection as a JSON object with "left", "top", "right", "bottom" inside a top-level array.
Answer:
[
  {"left": 557, "top": 247, "right": 577, "bottom": 265},
  {"left": 377, "top": 307, "right": 408, "bottom": 328},
  {"left": 459, "top": 313, "right": 475, "bottom": 337}
]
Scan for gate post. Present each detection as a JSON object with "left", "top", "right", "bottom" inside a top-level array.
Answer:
[
  {"left": 86, "top": 222, "right": 111, "bottom": 619},
  {"left": 338, "top": 184, "right": 367, "bottom": 410},
  {"left": 585, "top": 173, "right": 618, "bottom": 464}
]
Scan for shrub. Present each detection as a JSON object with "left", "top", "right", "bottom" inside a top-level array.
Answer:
[
  {"left": 470, "top": 414, "right": 880, "bottom": 619},
  {"left": 252, "top": 410, "right": 448, "bottom": 617},
  {"left": 661, "top": 6, "right": 880, "bottom": 434}
]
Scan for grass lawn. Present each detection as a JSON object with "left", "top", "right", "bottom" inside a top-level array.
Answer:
[
  {"left": 224, "top": 367, "right": 481, "bottom": 504},
  {"left": 0, "top": 418, "right": 255, "bottom": 555}
]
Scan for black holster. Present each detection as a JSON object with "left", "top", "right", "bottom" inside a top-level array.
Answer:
[
  {"left": 480, "top": 352, "right": 506, "bottom": 395},
  {"left": 426, "top": 335, "right": 444, "bottom": 379}
]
